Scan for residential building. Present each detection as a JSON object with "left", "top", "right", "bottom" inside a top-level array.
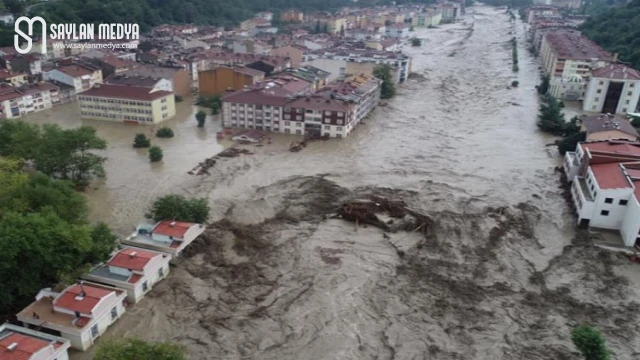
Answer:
[
  {"left": 77, "top": 84, "right": 176, "bottom": 124},
  {"left": 581, "top": 114, "right": 639, "bottom": 142},
  {"left": 82, "top": 247, "right": 171, "bottom": 304},
  {"left": 385, "top": 24, "right": 411, "bottom": 38},
  {"left": 17, "top": 283, "right": 127, "bottom": 351},
  {"left": 43, "top": 62, "right": 103, "bottom": 94},
  {"left": 282, "top": 65, "right": 331, "bottom": 90},
  {"left": 0, "top": 323, "right": 71, "bottom": 360},
  {"left": 563, "top": 140, "right": 640, "bottom": 184},
  {"left": 232, "top": 39, "right": 272, "bottom": 55},
  {"left": 198, "top": 66, "right": 265, "bottom": 96},
  {"left": 0, "top": 11, "right": 14, "bottom": 25},
  {"left": 526, "top": 6, "right": 559, "bottom": 24},
  {"left": 439, "top": 3, "right": 461, "bottom": 23},
  {"left": 122, "top": 220, "right": 206, "bottom": 256},
  {"left": 270, "top": 45, "right": 307, "bottom": 67},
  {"left": 47, "top": 80, "right": 76, "bottom": 105},
  {"left": 0, "top": 70, "right": 28, "bottom": 87},
  {"left": 121, "top": 65, "right": 197, "bottom": 97},
  {"left": 583, "top": 64, "right": 640, "bottom": 115},
  {"left": 280, "top": 10, "right": 304, "bottom": 22},
  {"left": 3, "top": 54, "right": 43, "bottom": 75},
  {"left": 0, "top": 82, "right": 60, "bottom": 119},
  {"left": 548, "top": 74, "right": 586, "bottom": 100},
  {"left": 82, "top": 55, "right": 134, "bottom": 79},
  {"left": 105, "top": 74, "right": 173, "bottom": 93},
  {"left": 221, "top": 85, "right": 296, "bottom": 133},
  {"left": 540, "top": 31, "right": 613, "bottom": 79}
]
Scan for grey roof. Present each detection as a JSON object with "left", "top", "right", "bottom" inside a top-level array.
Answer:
[
  {"left": 583, "top": 114, "right": 639, "bottom": 138},
  {"left": 106, "top": 74, "right": 162, "bottom": 88}
]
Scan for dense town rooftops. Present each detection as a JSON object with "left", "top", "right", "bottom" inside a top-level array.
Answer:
[
  {"left": 544, "top": 31, "right": 613, "bottom": 61},
  {"left": 592, "top": 64, "right": 640, "bottom": 81},
  {"left": 105, "top": 74, "right": 164, "bottom": 88},
  {"left": 82, "top": 84, "right": 173, "bottom": 101},
  {"left": 53, "top": 64, "right": 95, "bottom": 78}
]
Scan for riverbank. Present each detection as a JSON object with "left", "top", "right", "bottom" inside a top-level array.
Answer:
[{"left": 65, "top": 5, "right": 640, "bottom": 359}]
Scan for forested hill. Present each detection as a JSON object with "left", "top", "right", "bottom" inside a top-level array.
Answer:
[
  {"left": 580, "top": 0, "right": 640, "bottom": 69},
  {"left": 31, "top": 0, "right": 354, "bottom": 30}
]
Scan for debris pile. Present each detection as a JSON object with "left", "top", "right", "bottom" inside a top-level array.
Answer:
[
  {"left": 188, "top": 148, "right": 253, "bottom": 175},
  {"left": 289, "top": 140, "right": 308, "bottom": 152}
]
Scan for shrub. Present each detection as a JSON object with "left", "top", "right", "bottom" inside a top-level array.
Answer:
[
  {"left": 149, "top": 146, "right": 163, "bottom": 162},
  {"left": 571, "top": 325, "right": 611, "bottom": 360},
  {"left": 511, "top": 80, "right": 519, "bottom": 87},
  {"left": 133, "top": 133, "right": 151, "bottom": 148},
  {"left": 155, "top": 127, "right": 174, "bottom": 138},
  {"left": 195, "top": 111, "right": 206, "bottom": 127}
]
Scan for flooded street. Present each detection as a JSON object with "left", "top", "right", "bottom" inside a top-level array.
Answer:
[{"left": 53, "top": 5, "right": 640, "bottom": 360}]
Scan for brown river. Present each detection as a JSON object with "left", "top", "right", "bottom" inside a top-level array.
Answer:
[{"left": 24, "top": 5, "right": 640, "bottom": 360}]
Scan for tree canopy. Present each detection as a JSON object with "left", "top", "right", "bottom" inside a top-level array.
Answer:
[
  {"left": 580, "top": 0, "right": 640, "bottom": 69},
  {"left": 94, "top": 338, "right": 187, "bottom": 360},
  {"left": 147, "top": 194, "right": 210, "bottom": 223},
  {"left": 373, "top": 64, "right": 396, "bottom": 99},
  {"left": 571, "top": 325, "right": 611, "bottom": 360}
]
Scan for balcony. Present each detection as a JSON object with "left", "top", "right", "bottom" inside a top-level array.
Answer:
[{"left": 577, "top": 177, "right": 593, "bottom": 202}]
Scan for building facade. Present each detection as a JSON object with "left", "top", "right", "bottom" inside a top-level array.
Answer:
[
  {"left": 540, "top": 31, "right": 613, "bottom": 79},
  {"left": 198, "top": 66, "right": 265, "bottom": 96},
  {"left": 583, "top": 64, "right": 640, "bottom": 115}
]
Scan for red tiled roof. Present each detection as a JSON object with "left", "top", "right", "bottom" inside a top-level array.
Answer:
[
  {"left": 591, "top": 162, "right": 630, "bottom": 189},
  {"left": 54, "top": 284, "right": 114, "bottom": 314},
  {"left": 55, "top": 64, "right": 94, "bottom": 78},
  {"left": 0, "top": 333, "right": 51, "bottom": 360},
  {"left": 592, "top": 64, "right": 640, "bottom": 81},
  {"left": 128, "top": 274, "right": 143, "bottom": 284},
  {"left": 544, "top": 31, "right": 613, "bottom": 61},
  {"left": 153, "top": 220, "right": 196, "bottom": 238},
  {"left": 107, "top": 248, "right": 158, "bottom": 271},
  {"left": 81, "top": 84, "right": 172, "bottom": 101},
  {"left": 581, "top": 141, "right": 640, "bottom": 157}
]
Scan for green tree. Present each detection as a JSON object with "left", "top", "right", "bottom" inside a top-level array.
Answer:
[
  {"left": 133, "top": 133, "right": 151, "bottom": 148},
  {"left": 195, "top": 110, "right": 207, "bottom": 127},
  {"left": 373, "top": 64, "right": 396, "bottom": 99},
  {"left": 155, "top": 127, "right": 175, "bottom": 138},
  {"left": 87, "top": 222, "right": 119, "bottom": 264},
  {"left": 314, "top": 20, "right": 321, "bottom": 34},
  {"left": 571, "top": 325, "right": 611, "bottom": 360},
  {"left": 538, "top": 74, "right": 550, "bottom": 95},
  {"left": 94, "top": 338, "right": 187, "bottom": 360},
  {"left": 340, "top": 24, "right": 345, "bottom": 37},
  {"left": 536, "top": 94, "right": 567, "bottom": 135},
  {"left": 149, "top": 146, "right": 164, "bottom": 162},
  {"left": 147, "top": 194, "right": 210, "bottom": 223}
]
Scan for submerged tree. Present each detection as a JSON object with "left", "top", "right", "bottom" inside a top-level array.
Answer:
[
  {"left": 149, "top": 146, "right": 164, "bottom": 162},
  {"left": 146, "top": 194, "right": 210, "bottom": 223},
  {"left": 536, "top": 94, "right": 566, "bottom": 135},
  {"left": 195, "top": 110, "right": 207, "bottom": 127},
  {"left": 538, "top": 74, "right": 550, "bottom": 95},
  {"left": 411, "top": 37, "right": 422, "bottom": 46},
  {"left": 133, "top": 133, "right": 151, "bottom": 148},
  {"left": 571, "top": 325, "right": 611, "bottom": 360},
  {"left": 155, "top": 127, "right": 175, "bottom": 138},
  {"left": 373, "top": 64, "right": 396, "bottom": 99}
]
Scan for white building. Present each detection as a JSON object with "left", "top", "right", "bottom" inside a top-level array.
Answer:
[
  {"left": 385, "top": 24, "right": 411, "bottom": 38},
  {"left": 583, "top": 64, "right": 640, "bottom": 115},
  {"left": 540, "top": 31, "right": 613, "bottom": 79},
  {"left": 548, "top": 74, "right": 586, "bottom": 100},
  {"left": 565, "top": 140, "right": 640, "bottom": 246},
  {"left": 82, "top": 247, "right": 171, "bottom": 304},
  {"left": 43, "top": 63, "right": 103, "bottom": 94},
  {"left": 122, "top": 220, "right": 206, "bottom": 256},
  {"left": 0, "top": 323, "right": 71, "bottom": 360},
  {"left": 0, "top": 83, "right": 60, "bottom": 119},
  {"left": 17, "top": 283, "right": 127, "bottom": 351}
]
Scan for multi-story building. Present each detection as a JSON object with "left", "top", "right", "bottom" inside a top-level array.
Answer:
[
  {"left": 105, "top": 74, "right": 173, "bottom": 93},
  {"left": 526, "top": 6, "right": 559, "bottom": 24},
  {"left": 280, "top": 10, "right": 304, "bottom": 22},
  {"left": 583, "top": 64, "right": 640, "bottom": 115},
  {"left": 17, "top": 282, "right": 127, "bottom": 351},
  {"left": 540, "top": 31, "right": 613, "bottom": 79},
  {"left": 581, "top": 113, "right": 639, "bottom": 142},
  {"left": 43, "top": 62, "right": 103, "bottom": 94},
  {"left": 0, "top": 323, "right": 71, "bottom": 360},
  {"left": 82, "top": 247, "right": 171, "bottom": 304},
  {"left": 77, "top": 84, "right": 176, "bottom": 124},
  {"left": 412, "top": 10, "right": 443, "bottom": 28},
  {"left": 0, "top": 82, "right": 60, "bottom": 119},
  {"left": 198, "top": 66, "right": 265, "bottom": 96},
  {"left": 565, "top": 140, "right": 640, "bottom": 246},
  {"left": 0, "top": 70, "right": 28, "bottom": 87},
  {"left": 385, "top": 24, "right": 411, "bottom": 38},
  {"left": 2, "top": 54, "right": 42, "bottom": 75},
  {"left": 122, "top": 220, "right": 206, "bottom": 256},
  {"left": 303, "top": 47, "right": 411, "bottom": 83},
  {"left": 120, "top": 65, "right": 191, "bottom": 98}
]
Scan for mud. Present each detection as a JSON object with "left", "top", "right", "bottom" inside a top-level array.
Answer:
[{"left": 64, "top": 5, "right": 640, "bottom": 360}]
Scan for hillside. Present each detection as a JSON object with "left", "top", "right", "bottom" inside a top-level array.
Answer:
[
  {"left": 580, "top": 0, "right": 640, "bottom": 69},
  {"left": 30, "top": 0, "right": 354, "bottom": 30}
]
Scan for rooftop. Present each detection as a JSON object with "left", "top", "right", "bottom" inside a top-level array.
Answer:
[
  {"left": 105, "top": 74, "right": 163, "bottom": 88},
  {"left": 581, "top": 140, "right": 640, "bottom": 157},
  {"left": 592, "top": 64, "right": 640, "bottom": 81},
  {"left": 81, "top": 84, "right": 173, "bottom": 101},
  {"left": 120, "top": 65, "right": 182, "bottom": 80},
  {"left": 54, "top": 283, "right": 114, "bottom": 314},
  {"left": 107, "top": 247, "right": 159, "bottom": 271},
  {"left": 582, "top": 114, "right": 639, "bottom": 138},
  {"left": 53, "top": 64, "right": 95, "bottom": 78},
  {"left": 0, "top": 328, "right": 66, "bottom": 360},
  {"left": 153, "top": 220, "right": 198, "bottom": 238},
  {"left": 591, "top": 162, "right": 629, "bottom": 189},
  {"left": 544, "top": 31, "right": 613, "bottom": 61}
]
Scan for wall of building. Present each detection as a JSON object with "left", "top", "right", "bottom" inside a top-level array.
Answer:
[
  {"left": 583, "top": 168, "right": 634, "bottom": 229},
  {"left": 586, "top": 130, "right": 637, "bottom": 142},
  {"left": 198, "top": 68, "right": 261, "bottom": 96},
  {"left": 78, "top": 94, "right": 175, "bottom": 124},
  {"left": 621, "top": 197, "right": 640, "bottom": 246},
  {"left": 583, "top": 78, "right": 640, "bottom": 114}
]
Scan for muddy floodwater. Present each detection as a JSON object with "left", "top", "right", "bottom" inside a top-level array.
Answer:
[{"left": 33, "top": 5, "right": 640, "bottom": 360}]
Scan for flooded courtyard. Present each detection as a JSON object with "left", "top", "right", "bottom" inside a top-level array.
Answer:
[{"left": 33, "top": 5, "right": 640, "bottom": 360}]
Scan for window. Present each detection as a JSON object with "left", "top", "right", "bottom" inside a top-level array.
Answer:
[
  {"left": 110, "top": 307, "right": 117, "bottom": 320},
  {"left": 626, "top": 100, "right": 630, "bottom": 105},
  {"left": 325, "top": 111, "right": 331, "bottom": 115},
  {"left": 296, "top": 122, "right": 302, "bottom": 127},
  {"left": 284, "top": 129, "right": 290, "bottom": 134},
  {"left": 597, "top": 89, "right": 601, "bottom": 94},
  {"left": 284, "top": 121, "right": 290, "bottom": 126},
  {"left": 158, "top": 267, "right": 164, "bottom": 277},
  {"left": 91, "top": 325, "right": 99, "bottom": 338},
  {"left": 594, "top": 191, "right": 597, "bottom": 198},
  {"left": 604, "top": 198, "right": 613, "bottom": 204},
  {"left": 600, "top": 210, "right": 609, "bottom": 216},
  {"left": 631, "top": 83, "right": 635, "bottom": 88},
  {"left": 594, "top": 97, "right": 599, "bottom": 101},
  {"left": 628, "top": 91, "right": 633, "bottom": 96},
  {"left": 623, "top": 108, "right": 627, "bottom": 113},
  {"left": 296, "top": 130, "right": 302, "bottom": 134},
  {"left": 620, "top": 199, "right": 628, "bottom": 206},
  {"left": 324, "top": 125, "right": 330, "bottom": 130},
  {"left": 337, "top": 126, "right": 343, "bottom": 131},
  {"left": 599, "top": 81, "right": 604, "bottom": 85},
  {"left": 142, "top": 281, "right": 149, "bottom": 292},
  {"left": 336, "top": 134, "right": 342, "bottom": 138}
]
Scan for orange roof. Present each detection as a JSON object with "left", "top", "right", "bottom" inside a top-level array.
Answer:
[
  {"left": 107, "top": 248, "right": 157, "bottom": 271},
  {"left": 591, "top": 162, "right": 630, "bottom": 189},
  {"left": 54, "top": 284, "right": 113, "bottom": 314},
  {"left": 128, "top": 274, "right": 143, "bottom": 284},
  {"left": 153, "top": 221, "right": 196, "bottom": 238},
  {"left": 0, "top": 333, "right": 51, "bottom": 360}
]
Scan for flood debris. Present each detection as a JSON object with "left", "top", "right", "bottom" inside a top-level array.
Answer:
[
  {"left": 289, "top": 140, "right": 308, "bottom": 152},
  {"left": 188, "top": 148, "right": 253, "bottom": 175}
]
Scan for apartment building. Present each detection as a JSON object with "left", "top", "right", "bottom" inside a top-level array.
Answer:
[
  {"left": 0, "top": 82, "right": 59, "bottom": 119},
  {"left": 77, "top": 84, "right": 176, "bottom": 124},
  {"left": 82, "top": 247, "right": 171, "bottom": 304},
  {"left": 3, "top": 54, "right": 43, "bottom": 75},
  {"left": 583, "top": 64, "right": 640, "bottom": 115},
  {"left": 122, "top": 220, "right": 206, "bottom": 256},
  {"left": 105, "top": 74, "right": 173, "bottom": 93},
  {"left": 17, "top": 283, "right": 127, "bottom": 351},
  {"left": 198, "top": 66, "right": 265, "bottom": 96},
  {"left": 0, "top": 70, "right": 28, "bottom": 86},
  {"left": 411, "top": 9, "right": 443, "bottom": 27},
  {"left": 43, "top": 62, "right": 103, "bottom": 94},
  {"left": 540, "top": 31, "right": 613, "bottom": 79},
  {"left": 280, "top": 10, "right": 304, "bottom": 22},
  {"left": 0, "top": 323, "right": 71, "bottom": 360}
]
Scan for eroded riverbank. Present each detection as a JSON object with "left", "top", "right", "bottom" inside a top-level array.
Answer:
[{"left": 63, "top": 5, "right": 640, "bottom": 359}]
